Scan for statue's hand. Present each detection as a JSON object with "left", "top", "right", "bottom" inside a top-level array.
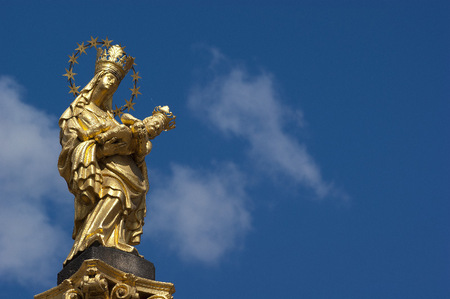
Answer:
[
  {"left": 95, "top": 132, "right": 108, "bottom": 144},
  {"left": 79, "top": 123, "right": 110, "bottom": 141},
  {"left": 96, "top": 125, "right": 133, "bottom": 158},
  {"left": 98, "top": 138, "right": 130, "bottom": 158}
]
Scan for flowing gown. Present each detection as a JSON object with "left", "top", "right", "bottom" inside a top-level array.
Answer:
[{"left": 58, "top": 97, "right": 149, "bottom": 264}]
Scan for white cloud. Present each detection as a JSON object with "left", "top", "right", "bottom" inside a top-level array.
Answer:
[
  {"left": 147, "top": 163, "right": 251, "bottom": 263},
  {"left": 188, "top": 49, "right": 336, "bottom": 198},
  {"left": 0, "top": 76, "right": 69, "bottom": 285},
  {"left": 0, "top": 202, "right": 66, "bottom": 286}
]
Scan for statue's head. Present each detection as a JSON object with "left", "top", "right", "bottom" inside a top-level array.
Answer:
[
  {"left": 78, "top": 45, "right": 134, "bottom": 110},
  {"left": 146, "top": 115, "right": 165, "bottom": 139},
  {"left": 94, "top": 45, "right": 134, "bottom": 86},
  {"left": 144, "top": 106, "right": 176, "bottom": 139}
]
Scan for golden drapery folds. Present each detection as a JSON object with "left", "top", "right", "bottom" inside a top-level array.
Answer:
[{"left": 58, "top": 51, "right": 175, "bottom": 265}]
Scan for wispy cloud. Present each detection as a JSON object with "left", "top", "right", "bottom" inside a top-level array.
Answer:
[
  {"left": 188, "top": 48, "right": 339, "bottom": 199},
  {"left": 0, "top": 77, "right": 69, "bottom": 285},
  {"left": 147, "top": 163, "right": 251, "bottom": 263}
]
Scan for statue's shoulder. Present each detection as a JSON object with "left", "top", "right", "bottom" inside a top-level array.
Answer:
[{"left": 60, "top": 96, "right": 89, "bottom": 120}]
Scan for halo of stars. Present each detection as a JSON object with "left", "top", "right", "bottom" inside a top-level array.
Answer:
[{"left": 63, "top": 36, "right": 142, "bottom": 117}]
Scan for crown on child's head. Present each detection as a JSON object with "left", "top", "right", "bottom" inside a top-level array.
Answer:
[{"left": 152, "top": 106, "right": 176, "bottom": 131}]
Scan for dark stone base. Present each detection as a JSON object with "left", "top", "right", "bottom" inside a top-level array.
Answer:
[{"left": 57, "top": 244, "right": 155, "bottom": 284}]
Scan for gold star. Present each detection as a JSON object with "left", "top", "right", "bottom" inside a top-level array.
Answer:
[
  {"left": 102, "top": 37, "right": 113, "bottom": 48},
  {"left": 113, "top": 105, "right": 124, "bottom": 117},
  {"left": 63, "top": 68, "right": 77, "bottom": 81},
  {"left": 130, "top": 86, "right": 142, "bottom": 98},
  {"left": 125, "top": 98, "right": 136, "bottom": 111},
  {"left": 68, "top": 53, "right": 79, "bottom": 65},
  {"left": 76, "top": 42, "right": 87, "bottom": 55},
  {"left": 69, "top": 84, "right": 80, "bottom": 95},
  {"left": 131, "top": 71, "right": 141, "bottom": 82},
  {"left": 88, "top": 36, "right": 100, "bottom": 48}
]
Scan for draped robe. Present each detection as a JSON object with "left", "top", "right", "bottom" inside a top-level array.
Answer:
[{"left": 58, "top": 96, "right": 149, "bottom": 264}]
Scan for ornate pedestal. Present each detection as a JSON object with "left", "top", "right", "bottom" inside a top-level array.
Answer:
[{"left": 34, "top": 259, "right": 175, "bottom": 299}]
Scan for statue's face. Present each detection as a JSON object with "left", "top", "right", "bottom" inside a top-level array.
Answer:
[
  {"left": 152, "top": 118, "right": 162, "bottom": 131},
  {"left": 99, "top": 73, "right": 118, "bottom": 92},
  {"left": 148, "top": 116, "right": 164, "bottom": 138}
]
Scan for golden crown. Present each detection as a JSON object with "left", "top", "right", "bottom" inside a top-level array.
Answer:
[{"left": 95, "top": 45, "right": 134, "bottom": 81}]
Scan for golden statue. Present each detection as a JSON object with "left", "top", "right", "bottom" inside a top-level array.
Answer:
[{"left": 58, "top": 42, "right": 175, "bottom": 265}]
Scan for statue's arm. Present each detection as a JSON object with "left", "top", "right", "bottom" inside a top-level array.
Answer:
[
  {"left": 120, "top": 113, "right": 152, "bottom": 161},
  {"left": 131, "top": 120, "right": 152, "bottom": 163},
  {"left": 74, "top": 114, "right": 110, "bottom": 142},
  {"left": 68, "top": 112, "right": 132, "bottom": 159},
  {"left": 95, "top": 128, "right": 133, "bottom": 158}
]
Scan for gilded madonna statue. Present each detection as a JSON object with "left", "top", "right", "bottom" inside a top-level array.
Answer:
[{"left": 58, "top": 44, "right": 175, "bottom": 265}]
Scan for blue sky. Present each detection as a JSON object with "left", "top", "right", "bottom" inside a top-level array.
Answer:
[{"left": 0, "top": 1, "right": 449, "bottom": 298}]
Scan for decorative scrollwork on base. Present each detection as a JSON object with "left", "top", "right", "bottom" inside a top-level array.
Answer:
[
  {"left": 64, "top": 288, "right": 83, "bottom": 299},
  {"left": 111, "top": 283, "right": 139, "bottom": 299},
  {"left": 79, "top": 267, "right": 108, "bottom": 298},
  {"left": 34, "top": 260, "right": 175, "bottom": 299}
]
